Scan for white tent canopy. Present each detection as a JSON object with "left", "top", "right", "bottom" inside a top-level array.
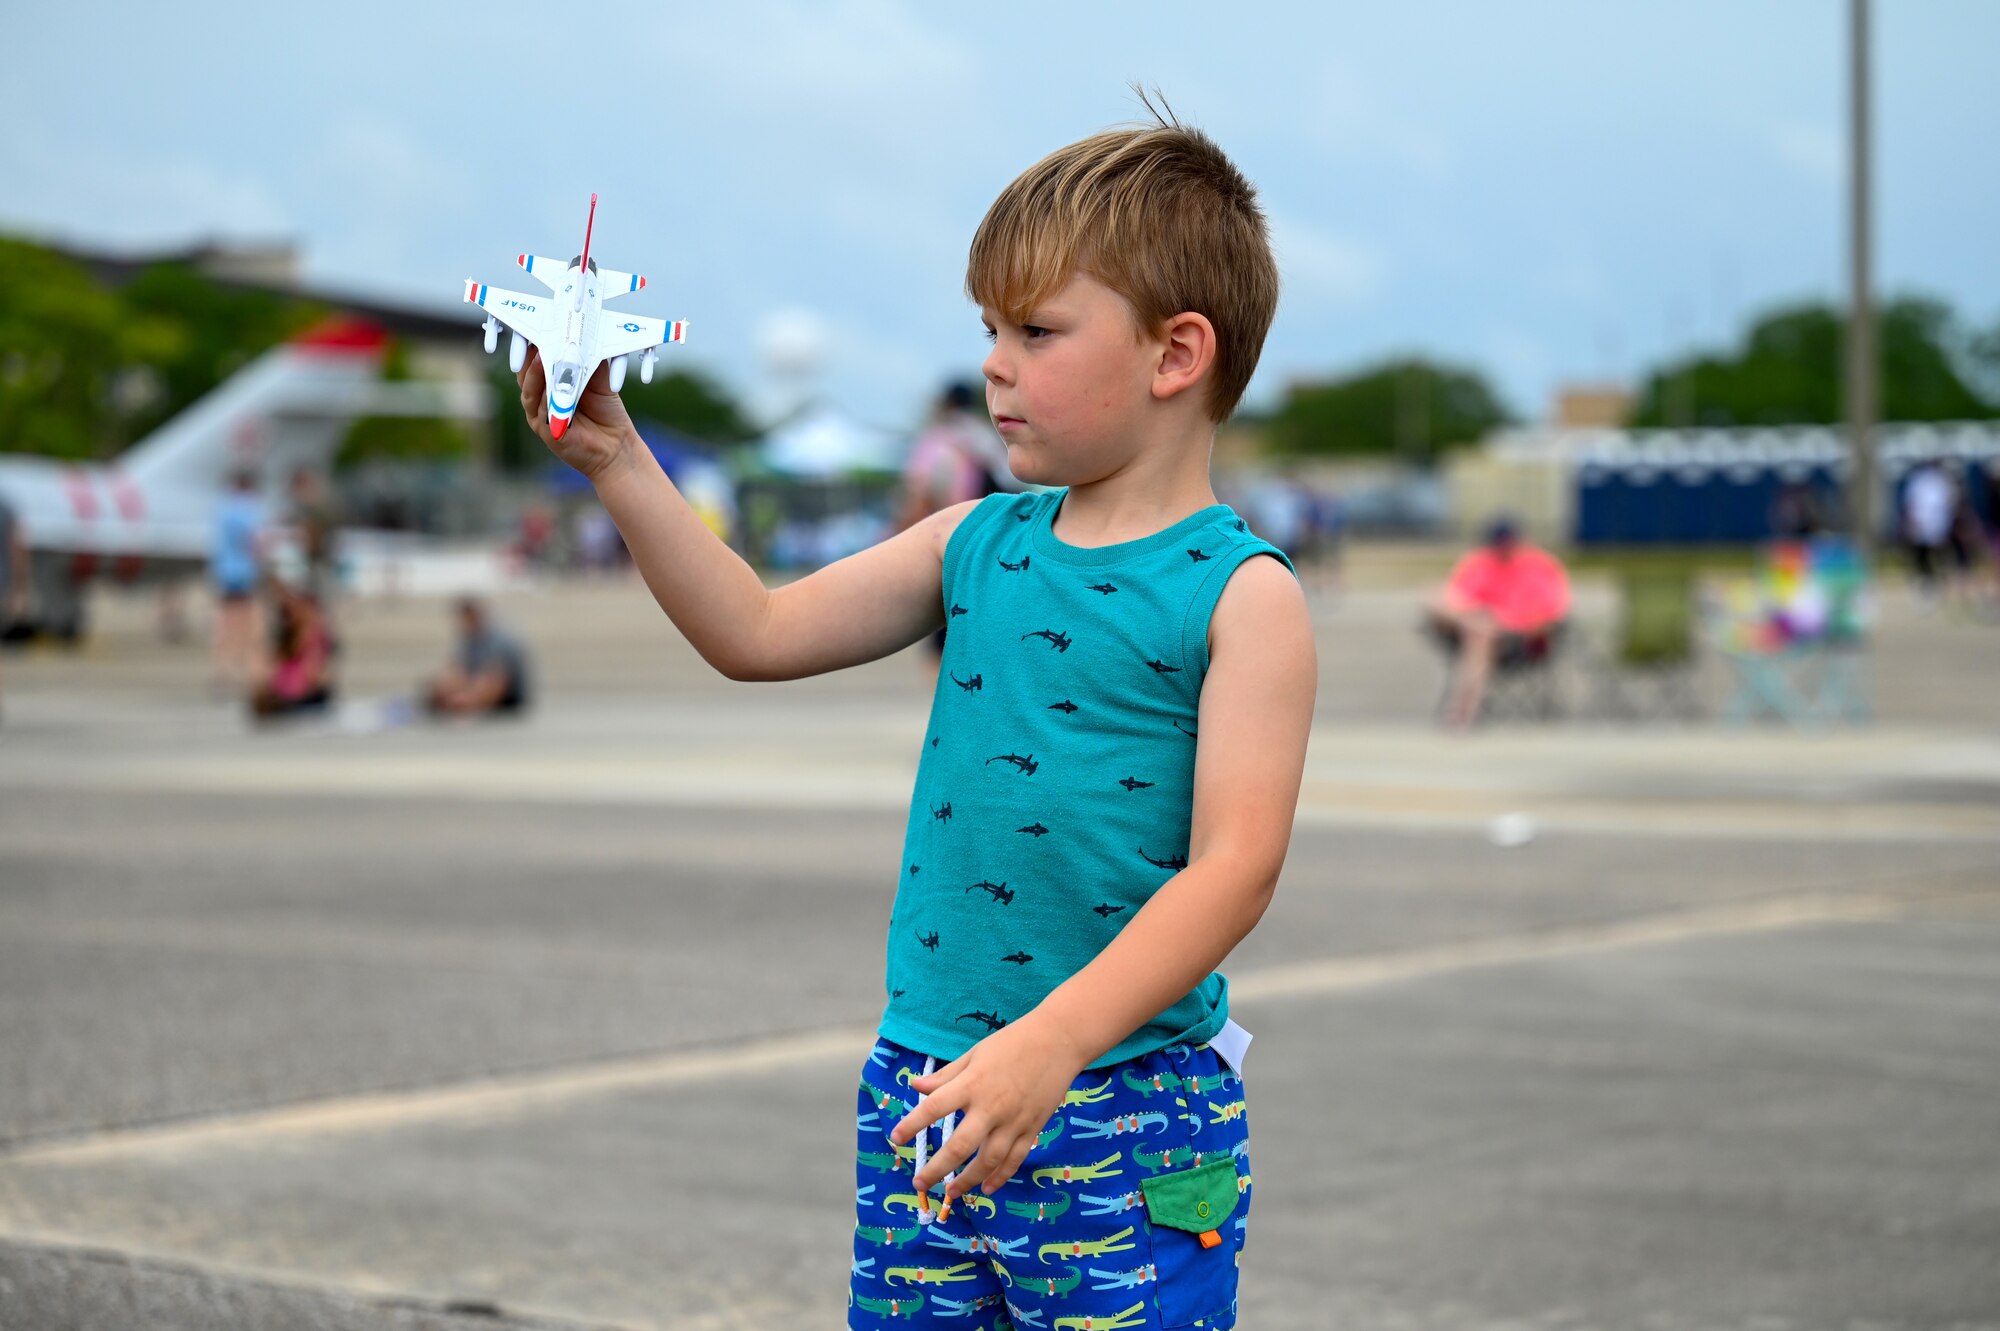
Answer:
[{"left": 755, "top": 401, "right": 905, "bottom": 476}]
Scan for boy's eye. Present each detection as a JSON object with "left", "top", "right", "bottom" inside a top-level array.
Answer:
[
  {"left": 1023, "top": 325, "right": 1050, "bottom": 340},
  {"left": 981, "top": 326, "right": 997, "bottom": 343}
]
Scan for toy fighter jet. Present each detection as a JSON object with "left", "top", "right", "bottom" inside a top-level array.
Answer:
[{"left": 462, "top": 193, "right": 687, "bottom": 439}]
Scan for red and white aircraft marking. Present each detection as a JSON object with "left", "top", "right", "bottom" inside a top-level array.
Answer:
[{"left": 0, "top": 319, "right": 486, "bottom": 638}]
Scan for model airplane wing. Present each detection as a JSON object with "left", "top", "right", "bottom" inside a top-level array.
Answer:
[
  {"left": 598, "top": 315, "right": 689, "bottom": 362},
  {"left": 514, "top": 254, "right": 571, "bottom": 292},
  {"left": 594, "top": 267, "right": 647, "bottom": 298},
  {"left": 464, "top": 281, "right": 555, "bottom": 344}
]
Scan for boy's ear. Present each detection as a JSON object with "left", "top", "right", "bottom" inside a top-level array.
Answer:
[{"left": 1150, "top": 311, "right": 1218, "bottom": 406}]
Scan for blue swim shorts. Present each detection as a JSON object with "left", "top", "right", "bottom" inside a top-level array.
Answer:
[{"left": 851, "top": 1034, "right": 1252, "bottom": 1330}]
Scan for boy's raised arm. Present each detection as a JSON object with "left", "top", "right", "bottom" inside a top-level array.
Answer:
[{"left": 531, "top": 357, "right": 968, "bottom": 682}]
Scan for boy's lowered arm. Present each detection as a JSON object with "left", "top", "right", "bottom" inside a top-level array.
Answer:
[{"left": 592, "top": 433, "right": 975, "bottom": 681}]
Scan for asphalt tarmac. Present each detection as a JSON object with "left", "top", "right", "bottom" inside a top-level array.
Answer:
[{"left": 1, "top": 564, "right": 1996, "bottom": 1329}]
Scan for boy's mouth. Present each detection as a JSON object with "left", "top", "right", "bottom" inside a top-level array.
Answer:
[{"left": 993, "top": 414, "right": 1026, "bottom": 432}]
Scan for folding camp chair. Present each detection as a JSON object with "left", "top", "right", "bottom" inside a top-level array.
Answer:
[
  {"left": 1585, "top": 567, "right": 1705, "bottom": 722},
  {"left": 1425, "top": 618, "right": 1569, "bottom": 725},
  {"left": 1708, "top": 539, "right": 1872, "bottom": 727}
]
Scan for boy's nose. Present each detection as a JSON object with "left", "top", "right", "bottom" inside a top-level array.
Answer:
[{"left": 981, "top": 345, "right": 1011, "bottom": 387}]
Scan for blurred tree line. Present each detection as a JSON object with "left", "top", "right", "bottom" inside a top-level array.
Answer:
[
  {"left": 0, "top": 236, "right": 752, "bottom": 469},
  {"left": 9, "top": 231, "right": 1997, "bottom": 469},
  {"left": 1261, "top": 356, "right": 1512, "bottom": 465},
  {"left": 0, "top": 238, "right": 324, "bottom": 460},
  {"left": 1630, "top": 296, "right": 2000, "bottom": 428},
  {"left": 1259, "top": 293, "right": 2000, "bottom": 460}
]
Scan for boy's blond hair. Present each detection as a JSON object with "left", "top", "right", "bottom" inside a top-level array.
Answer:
[{"left": 967, "top": 100, "right": 1279, "bottom": 423}]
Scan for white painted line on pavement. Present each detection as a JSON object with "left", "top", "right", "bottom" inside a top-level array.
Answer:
[{"left": 2, "top": 890, "right": 1915, "bottom": 1167}]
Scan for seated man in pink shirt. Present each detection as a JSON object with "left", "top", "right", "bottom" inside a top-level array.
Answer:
[{"left": 1425, "top": 516, "right": 1571, "bottom": 729}]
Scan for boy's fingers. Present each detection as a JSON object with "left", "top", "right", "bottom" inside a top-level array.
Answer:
[
  {"left": 978, "top": 1137, "right": 1027, "bottom": 1195},
  {"left": 912, "top": 1117, "right": 987, "bottom": 1195},
  {"left": 893, "top": 1088, "right": 963, "bottom": 1145},
  {"left": 964, "top": 1129, "right": 1028, "bottom": 1196},
  {"left": 890, "top": 1103, "right": 934, "bottom": 1146},
  {"left": 911, "top": 1055, "right": 968, "bottom": 1092}
]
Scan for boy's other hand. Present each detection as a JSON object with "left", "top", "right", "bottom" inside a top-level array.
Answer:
[
  {"left": 517, "top": 348, "right": 638, "bottom": 483},
  {"left": 889, "top": 1016, "right": 1087, "bottom": 1203}
]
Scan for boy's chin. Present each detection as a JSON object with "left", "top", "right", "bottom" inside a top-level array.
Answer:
[{"left": 1003, "top": 442, "right": 1046, "bottom": 486}]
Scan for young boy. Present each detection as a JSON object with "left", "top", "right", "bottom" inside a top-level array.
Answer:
[{"left": 518, "top": 108, "right": 1316, "bottom": 1331}]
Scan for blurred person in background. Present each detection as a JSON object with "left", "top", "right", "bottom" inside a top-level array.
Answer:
[
  {"left": 894, "top": 380, "right": 1015, "bottom": 676},
  {"left": 209, "top": 468, "right": 269, "bottom": 698},
  {"left": 896, "top": 381, "right": 1014, "bottom": 529},
  {"left": 1424, "top": 515, "right": 1571, "bottom": 731},
  {"left": 1244, "top": 469, "right": 1310, "bottom": 561},
  {"left": 423, "top": 595, "right": 531, "bottom": 718},
  {"left": 0, "top": 491, "right": 28, "bottom": 726},
  {"left": 249, "top": 573, "right": 336, "bottom": 722},
  {"left": 288, "top": 466, "right": 343, "bottom": 610},
  {"left": 1308, "top": 482, "right": 1346, "bottom": 597},
  {"left": 1769, "top": 479, "right": 1827, "bottom": 540},
  {"left": 1942, "top": 476, "right": 1990, "bottom": 616},
  {"left": 1901, "top": 457, "right": 1957, "bottom": 606},
  {"left": 514, "top": 499, "right": 558, "bottom": 571},
  {"left": 574, "top": 502, "right": 625, "bottom": 576},
  {"left": 1976, "top": 458, "right": 2000, "bottom": 616}
]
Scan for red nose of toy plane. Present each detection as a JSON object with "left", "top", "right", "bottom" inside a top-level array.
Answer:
[{"left": 549, "top": 416, "right": 569, "bottom": 441}]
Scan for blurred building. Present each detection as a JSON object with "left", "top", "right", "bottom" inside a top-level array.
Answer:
[
  {"left": 1553, "top": 383, "right": 1635, "bottom": 430},
  {"left": 1445, "top": 422, "right": 2000, "bottom": 547},
  {"left": 62, "top": 239, "right": 475, "bottom": 367}
]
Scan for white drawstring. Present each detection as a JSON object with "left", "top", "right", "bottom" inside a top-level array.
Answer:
[{"left": 912, "top": 1054, "right": 959, "bottom": 1224}]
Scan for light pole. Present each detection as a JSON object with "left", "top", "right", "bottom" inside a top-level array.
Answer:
[{"left": 1846, "top": 0, "right": 1878, "bottom": 557}]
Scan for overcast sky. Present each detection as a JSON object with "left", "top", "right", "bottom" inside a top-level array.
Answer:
[{"left": 6, "top": 1, "right": 1995, "bottom": 430}]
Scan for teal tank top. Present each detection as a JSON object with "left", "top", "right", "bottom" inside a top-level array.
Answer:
[{"left": 876, "top": 486, "right": 1296, "bottom": 1069}]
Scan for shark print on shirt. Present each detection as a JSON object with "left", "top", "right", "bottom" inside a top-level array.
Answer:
[{"left": 879, "top": 486, "right": 1297, "bottom": 1071}]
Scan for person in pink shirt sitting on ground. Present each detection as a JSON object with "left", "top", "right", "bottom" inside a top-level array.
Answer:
[{"left": 1425, "top": 516, "right": 1571, "bottom": 730}]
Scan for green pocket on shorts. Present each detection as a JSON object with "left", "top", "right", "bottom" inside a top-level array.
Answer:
[{"left": 1140, "top": 1158, "right": 1240, "bottom": 1234}]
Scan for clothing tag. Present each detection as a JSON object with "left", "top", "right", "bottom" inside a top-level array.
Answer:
[{"left": 1208, "top": 1017, "right": 1251, "bottom": 1077}]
